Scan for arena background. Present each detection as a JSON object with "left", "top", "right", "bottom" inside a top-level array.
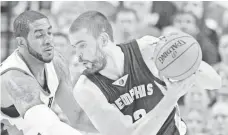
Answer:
[{"left": 1, "top": 1, "right": 228, "bottom": 135}]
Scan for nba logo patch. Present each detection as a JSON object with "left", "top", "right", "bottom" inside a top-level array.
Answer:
[
  {"left": 119, "top": 79, "right": 124, "bottom": 85},
  {"left": 112, "top": 74, "right": 129, "bottom": 87}
]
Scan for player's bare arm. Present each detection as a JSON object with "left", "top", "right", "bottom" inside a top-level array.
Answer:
[
  {"left": 1, "top": 57, "right": 83, "bottom": 135},
  {"left": 53, "top": 51, "right": 97, "bottom": 132},
  {"left": 1, "top": 70, "right": 43, "bottom": 117}
]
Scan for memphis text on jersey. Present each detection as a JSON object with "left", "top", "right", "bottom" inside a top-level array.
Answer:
[{"left": 114, "top": 83, "right": 154, "bottom": 110}]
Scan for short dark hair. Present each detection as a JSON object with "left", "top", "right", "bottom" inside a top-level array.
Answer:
[
  {"left": 113, "top": 7, "right": 139, "bottom": 22},
  {"left": 13, "top": 10, "right": 48, "bottom": 38},
  {"left": 69, "top": 11, "right": 114, "bottom": 42}
]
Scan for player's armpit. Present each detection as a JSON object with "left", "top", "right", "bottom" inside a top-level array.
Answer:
[
  {"left": 74, "top": 75, "right": 134, "bottom": 135},
  {"left": 1, "top": 70, "right": 43, "bottom": 117},
  {"left": 195, "top": 61, "right": 222, "bottom": 90}
]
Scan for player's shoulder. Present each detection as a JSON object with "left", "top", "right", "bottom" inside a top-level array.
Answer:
[
  {"left": 74, "top": 75, "right": 96, "bottom": 90},
  {"left": 74, "top": 75, "right": 104, "bottom": 95},
  {"left": 73, "top": 75, "right": 109, "bottom": 103},
  {"left": 2, "top": 70, "right": 34, "bottom": 85},
  {"left": 1, "top": 70, "right": 40, "bottom": 97},
  {"left": 136, "top": 35, "right": 160, "bottom": 51}
]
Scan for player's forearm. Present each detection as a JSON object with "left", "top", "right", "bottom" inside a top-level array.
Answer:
[
  {"left": 74, "top": 112, "right": 98, "bottom": 133},
  {"left": 133, "top": 91, "right": 179, "bottom": 135},
  {"left": 74, "top": 123, "right": 98, "bottom": 133},
  {"left": 55, "top": 81, "right": 81, "bottom": 128},
  {"left": 82, "top": 103, "right": 133, "bottom": 135}
]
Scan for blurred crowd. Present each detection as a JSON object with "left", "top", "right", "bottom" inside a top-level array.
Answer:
[{"left": 1, "top": 1, "right": 228, "bottom": 135}]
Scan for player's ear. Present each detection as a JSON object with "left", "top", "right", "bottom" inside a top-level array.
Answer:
[
  {"left": 98, "top": 32, "right": 109, "bottom": 47},
  {"left": 16, "top": 37, "right": 27, "bottom": 48}
]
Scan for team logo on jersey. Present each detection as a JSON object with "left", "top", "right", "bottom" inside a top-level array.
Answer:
[
  {"left": 114, "top": 83, "right": 154, "bottom": 110},
  {"left": 112, "top": 74, "right": 129, "bottom": 87},
  {"left": 48, "top": 97, "right": 53, "bottom": 108}
]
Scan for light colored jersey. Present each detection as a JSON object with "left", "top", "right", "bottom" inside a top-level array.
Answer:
[{"left": 0, "top": 49, "right": 59, "bottom": 133}]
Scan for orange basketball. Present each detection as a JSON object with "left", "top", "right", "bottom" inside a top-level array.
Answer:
[{"left": 153, "top": 32, "right": 202, "bottom": 80}]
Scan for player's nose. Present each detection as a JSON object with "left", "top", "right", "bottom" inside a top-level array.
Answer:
[
  {"left": 78, "top": 53, "right": 83, "bottom": 62},
  {"left": 44, "top": 35, "right": 53, "bottom": 46}
]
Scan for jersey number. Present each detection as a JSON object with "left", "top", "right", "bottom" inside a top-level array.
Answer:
[
  {"left": 48, "top": 97, "right": 53, "bottom": 108},
  {"left": 132, "top": 109, "right": 146, "bottom": 121}
]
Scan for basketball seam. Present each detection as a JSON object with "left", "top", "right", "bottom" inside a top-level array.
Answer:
[
  {"left": 165, "top": 44, "right": 200, "bottom": 78},
  {"left": 155, "top": 35, "right": 191, "bottom": 66},
  {"left": 159, "top": 42, "right": 196, "bottom": 71}
]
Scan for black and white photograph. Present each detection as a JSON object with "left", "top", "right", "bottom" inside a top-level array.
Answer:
[{"left": 1, "top": 1, "right": 228, "bottom": 135}]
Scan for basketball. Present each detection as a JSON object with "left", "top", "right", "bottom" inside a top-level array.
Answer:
[{"left": 153, "top": 32, "right": 202, "bottom": 80}]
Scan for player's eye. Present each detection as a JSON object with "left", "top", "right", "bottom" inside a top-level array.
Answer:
[
  {"left": 35, "top": 34, "right": 43, "bottom": 38},
  {"left": 72, "top": 44, "right": 76, "bottom": 48},
  {"left": 79, "top": 43, "right": 86, "bottom": 49},
  {"left": 48, "top": 31, "right": 52, "bottom": 35}
]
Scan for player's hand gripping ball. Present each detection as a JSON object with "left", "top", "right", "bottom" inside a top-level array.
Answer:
[{"left": 153, "top": 32, "right": 202, "bottom": 80}]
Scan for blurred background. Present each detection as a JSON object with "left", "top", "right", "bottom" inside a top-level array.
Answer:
[{"left": 1, "top": 1, "right": 228, "bottom": 135}]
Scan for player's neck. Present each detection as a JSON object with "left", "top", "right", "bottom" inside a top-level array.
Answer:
[
  {"left": 99, "top": 43, "right": 124, "bottom": 80},
  {"left": 18, "top": 49, "right": 45, "bottom": 79}
]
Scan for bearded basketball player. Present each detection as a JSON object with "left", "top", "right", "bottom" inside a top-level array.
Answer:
[
  {"left": 69, "top": 11, "right": 221, "bottom": 135},
  {"left": 0, "top": 10, "right": 93, "bottom": 135}
]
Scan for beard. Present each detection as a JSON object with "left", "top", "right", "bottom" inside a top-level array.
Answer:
[
  {"left": 27, "top": 42, "right": 53, "bottom": 63},
  {"left": 82, "top": 44, "right": 107, "bottom": 75}
]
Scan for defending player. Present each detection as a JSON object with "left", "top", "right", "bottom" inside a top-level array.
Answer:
[
  {"left": 0, "top": 10, "right": 92, "bottom": 135},
  {"left": 69, "top": 11, "right": 221, "bottom": 135}
]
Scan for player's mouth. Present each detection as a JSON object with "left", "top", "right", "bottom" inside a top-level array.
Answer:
[{"left": 44, "top": 46, "right": 54, "bottom": 52}]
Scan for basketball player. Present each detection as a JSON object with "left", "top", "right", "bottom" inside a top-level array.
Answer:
[
  {"left": 69, "top": 11, "right": 221, "bottom": 135},
  {"left": 0, "top": 10, "right": 90, "bottom": 135}
]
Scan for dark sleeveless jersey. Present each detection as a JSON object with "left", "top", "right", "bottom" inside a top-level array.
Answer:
[{"left": 86, "top": 40, "right": 179, "bottom": 135}]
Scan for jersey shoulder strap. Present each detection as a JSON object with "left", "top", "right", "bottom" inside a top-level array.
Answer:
[{"left": 118, "top": 40, "right": 166, "bottom": 86}]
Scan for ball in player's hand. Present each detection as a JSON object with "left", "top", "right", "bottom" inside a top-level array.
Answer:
[{"left": 154, "top": 32, "right": 202, "bottom": 81}]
